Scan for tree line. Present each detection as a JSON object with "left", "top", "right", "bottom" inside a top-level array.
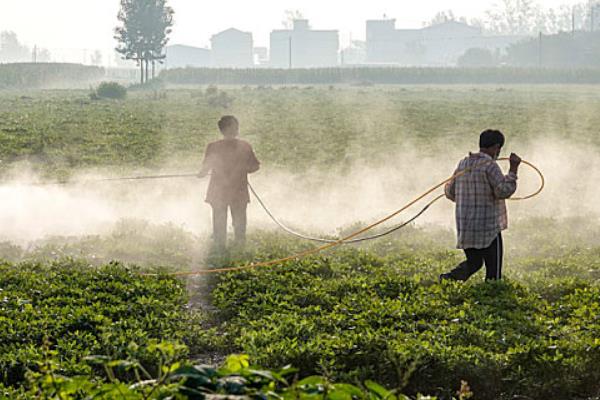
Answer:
[
  {"left": 426, "top": 0, "right": 600, "bottom": 35},
  {"left": 160, "top": 67, "right": 600, "bottom": 85},
  {"left": 0, "top": 64, "right": 104, "bottom": 89},
  {"left": 457, "top": 31, "right": 600, "bottom": 68},
  {"left": 0, "top": 31, "right": 51, "bottom": 63}
]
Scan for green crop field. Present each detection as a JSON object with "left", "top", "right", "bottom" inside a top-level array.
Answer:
[
  {"left": 2, "top": 85, "right": 600, "bottom": 178},
  {"left": 1, "top": 84, "right": 600, "bottom": 399}
]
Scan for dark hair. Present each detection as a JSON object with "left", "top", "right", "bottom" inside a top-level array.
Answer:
[
  {"left": 479, "top": 129, "right": 505, "bottom": 149},
  {"left": 218, "top": 115, "right": 238, "bottom": 133}
]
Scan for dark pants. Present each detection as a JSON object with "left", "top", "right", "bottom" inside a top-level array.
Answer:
[
  {"left": 211, "top": 201, "right": 248, "bottom": 247},
  {"left": 446, "top": 234, "right": 503, "bottom": 281}
]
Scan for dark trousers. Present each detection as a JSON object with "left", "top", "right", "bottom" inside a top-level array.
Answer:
[
  {"left": 211, "top": 201, "right": 248, "bottom": 247},
  {"left": 447, "top": 234, "right": 503, "bottom": 281}
]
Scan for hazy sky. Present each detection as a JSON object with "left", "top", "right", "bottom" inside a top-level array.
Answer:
[{"left": 0, "top": 0, "right": 583, "bottom": 63}]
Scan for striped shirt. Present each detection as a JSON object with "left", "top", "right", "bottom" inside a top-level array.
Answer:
[{"left": 445, "top": 152, "right": 518, "bottom": 250}]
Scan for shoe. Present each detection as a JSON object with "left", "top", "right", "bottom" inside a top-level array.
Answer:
[{"left": 439, "top": 273, "right": 452, "bottom": 282}]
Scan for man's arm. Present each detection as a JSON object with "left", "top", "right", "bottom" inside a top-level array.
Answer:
[
  {"left": 247, "top": 145, "right": 260, "bottom": 174},
  {"left": 487, "top": 153, "right": 520, "bottom": 199},
  {"left": 444, "top": 174, "right": 457, "bottom": 202},
  {"left": 198, "top": 144, "right": 213, "bottom": 178},
  {"left": 444, "top": 164, "right": 461, "bottom": 202}
]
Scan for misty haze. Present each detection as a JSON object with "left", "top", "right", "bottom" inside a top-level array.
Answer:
[{"left": 1, "top": 1, "right": 600, "bottom": 399}]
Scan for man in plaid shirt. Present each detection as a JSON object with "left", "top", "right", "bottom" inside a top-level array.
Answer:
[{"left": 440, "top": 130, "right": 521, "bottom": 282}]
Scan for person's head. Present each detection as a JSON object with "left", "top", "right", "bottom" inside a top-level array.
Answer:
[
  {"left": 218, "top": 115, "right": 239, "bottom": 138},
  {"left": 479, "top": 129, "right": 505, "bottom": 159}
]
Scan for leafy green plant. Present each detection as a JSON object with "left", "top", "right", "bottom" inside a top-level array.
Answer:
[
  {"left": 205, "top": 240, "right": 600, "bottom": 400},
  {"left": 7, "top": 348, "right": 448, "bottom": 400},
  {"left": 205, "top": 87, "right": 235, "bottom": 109},
  {"left": 0, "top": 260, "right": 210, "bottom": 388},
  {"left": 95, "top": 81, "right": 128, "bottom": 100}
]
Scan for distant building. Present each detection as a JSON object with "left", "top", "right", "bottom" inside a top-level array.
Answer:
[
  {"left": 366, "top": 19, "right": 525, "bottom": 66},
  {"left": 341, "top": 41, "right": 367, "bottom": 66},
  {"left": 211, "top": 28, "right": 254, "bottom": 68},
  {"left": 165, "top": 44, "right": 211, "bottom": 68},
  {"left": 270, "top": 19, "right": 339, "bottom": 68},
  {"left": 366, "top": 19, "right": 408, "bottom": 64},
  {"left": 253, "top": 47, "right": 269, "bottom": 65}
]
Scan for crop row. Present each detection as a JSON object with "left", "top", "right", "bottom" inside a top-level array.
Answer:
[
  {"left": 0, "top": 260, "right": 208, "bottom": 388},
  {"left": 206, "top": 241, "right": 600, "bottom": 400}
]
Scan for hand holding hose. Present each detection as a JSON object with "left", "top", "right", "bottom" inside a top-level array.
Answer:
[{"left": 509, "top": 153, "right": 522, "bottom": 175}]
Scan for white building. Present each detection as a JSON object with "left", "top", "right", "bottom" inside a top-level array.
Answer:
[
  {"left": 211, "top": 28, "right": 254, "bottom": 68},
  {"left": 165, "top": 44, "right": 211, "bottom": 68},
  {"left": 270, "top": 20, "right": 339, "bottom": 68}
]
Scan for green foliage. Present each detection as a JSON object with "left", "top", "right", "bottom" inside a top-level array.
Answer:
[
  {"left": 205, "top": 239, "right": 600, "bottom": 400},
  {"left": 128, "top": 77, "right": 165, "bottom": 91},
  {"left": 0, "top": 91, "right": 166, "bottom": 177},
  {"left": 95, "top": 81, "right": 128, "bottom": 100},
  {"left": 2, "top": 86, "right": 600, "bottom": 400},
  {"left": 3, "top": 349, "right": 443, "bottom": 400},
  {"left": 0, "top": 63, "right": 104, "bottom": 89},
  {"left": 204, "top": 86, "right": 235, "bottom": 109},
  {"left": 2, "top": 86, "right": 600, "bottom": 179},
  {"left": 17, "top": 219, "right": 199, "bottom": 268},
  {"left": 506, "top": 31, "right": 600, "bottom": 68},
  {"left": 1, "top": 229, "right": 600, "bottom": 399},
  {"left": 0, "top": 260, "right": 209, "bottom": 389},
  {"left": 161, "top": 67, "right": 600, "bottom": 85}
]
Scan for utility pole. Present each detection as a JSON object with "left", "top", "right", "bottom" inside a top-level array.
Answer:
[
  {"left": 164, "top": 46, "right": 168, "bottom": 71},
  {"left": 538, "top": 31, "right": 542, "bottom": 68},
  {"left": 592, "top": 3, "right": 596, "bottom": 32},
  {"left": 32, "top": 45, "right": 37, "bottom": 63},
  {"left": 572, "top": 7, "right": 576, "bottom": 36}
]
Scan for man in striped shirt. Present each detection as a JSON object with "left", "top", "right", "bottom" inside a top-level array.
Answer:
[{"left": 440, "top": 130, "right": 521, "bottom": 282}]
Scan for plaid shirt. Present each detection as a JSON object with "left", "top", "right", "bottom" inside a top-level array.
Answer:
[{"left": 445, "top": 152, "right": 518, "bottom": 250}]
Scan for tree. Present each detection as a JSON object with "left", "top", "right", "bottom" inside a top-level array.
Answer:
[
  {"left": 115, "top": 0, "right": 148, "bottom": 83},
  {"left": 0, "top": 31, "right": 30, "bottom": 63},
  {"left": 546, "top": 5, "right": 573, "bottom": 33},
  {"left": 484, "top": 0, "right": 543, "bottom": 35},
  {"left": 115, "top": 0, "right": 174, "bottom": 84},
  {"left": 481, "top": 0, "right": 600, "bottom": 35},
  {"left": 282, "top": 10, "right": 305, "bottom": 29},
  {"left": 424, "top": 10, "right": 469, "bottom": 27}
]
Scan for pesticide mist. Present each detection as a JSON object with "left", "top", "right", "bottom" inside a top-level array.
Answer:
[{"left": 1, "top": 85, "right": 600, "bottom": 267}]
